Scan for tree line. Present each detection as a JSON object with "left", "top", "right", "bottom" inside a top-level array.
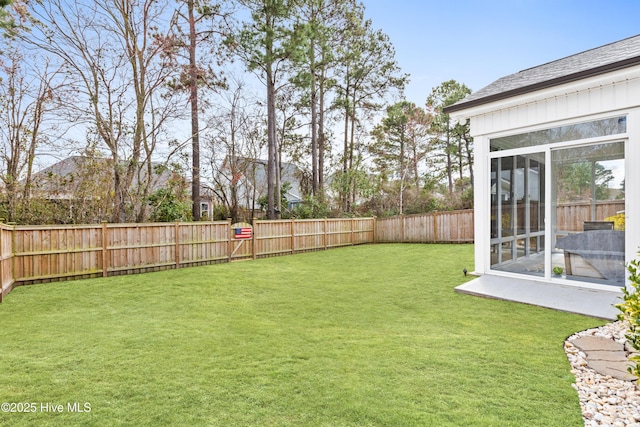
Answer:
[{"left": 0, "top": 0, "right": 472, "bottom": 225}]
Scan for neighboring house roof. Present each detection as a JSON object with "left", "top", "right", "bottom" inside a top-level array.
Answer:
[
  {"left": 445, "top": 34, "right": 640, "bottom": 113},
  {"left": 35, "top": 156, "right": 82, "bottom": 177},
  {"left": 30, "top": 156, "right": 173, "bottom": 198}
]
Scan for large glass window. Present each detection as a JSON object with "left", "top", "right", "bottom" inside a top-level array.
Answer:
[
  {"left": 552, "top": 142, "right": 625, "bottom": 286},
  {"left": 489, "top": 117, "right": 626, "bottom": 287},
  {"left": 491, "top": 116, "right": 626, "bottom": 151}
]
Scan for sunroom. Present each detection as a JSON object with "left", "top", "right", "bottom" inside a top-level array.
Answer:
[{"left": 445, "top": 35, "right": 640, "bottom": 319}]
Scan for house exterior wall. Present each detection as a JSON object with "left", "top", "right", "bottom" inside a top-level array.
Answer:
[{"left": 450, "top": 67, "right": 640, "bottom": 287}]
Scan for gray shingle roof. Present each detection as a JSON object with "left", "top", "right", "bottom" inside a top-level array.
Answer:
[
  {"left": 445, "top": 34, "right": 640, "bottom": 113},
  {"left": 30, "top": 156, "right": 173, "bottom": 195}
]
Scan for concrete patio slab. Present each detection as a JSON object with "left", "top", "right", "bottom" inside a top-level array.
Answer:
[{"left": 455, "top": 275, "right": 622, "bottom": 320}]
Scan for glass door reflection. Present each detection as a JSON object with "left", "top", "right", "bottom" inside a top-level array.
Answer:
[{"left": 552, "top": 142, "right": 625, "bottom": 286}]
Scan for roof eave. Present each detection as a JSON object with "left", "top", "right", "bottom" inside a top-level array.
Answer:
[{"left": 443, "top": 56, "right": 640, "bottom": 114}]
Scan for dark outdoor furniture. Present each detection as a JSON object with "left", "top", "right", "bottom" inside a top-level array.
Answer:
[
  {"left": 555, "top": 229, "right": 624, "bottom": 282},
  {"left": 583, "top": 221, "right": 614, "bottom": 231}
]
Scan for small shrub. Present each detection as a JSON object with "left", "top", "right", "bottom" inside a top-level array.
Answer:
[
  {"left": 553, "top": 266, "right": 563, "bottom": 275},
  {"left": 615, "top": 254, "right": 640, "bottom": 377},
  {"left": 285, "top": 195, "right": 331, "bottom": 219},
  {"left": 148, "top": 188, "right": 192, "bottom": 222}
]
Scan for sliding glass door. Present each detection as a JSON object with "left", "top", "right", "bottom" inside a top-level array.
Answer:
[
  {"left": 552, "top": 142, "right": 625, "bottom": 285},
  {"left": 490, "top": 152, "right": 545, "bottom": 276}
]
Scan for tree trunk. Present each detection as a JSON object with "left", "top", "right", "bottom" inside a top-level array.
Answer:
[
  {"left": 412, "top": 145, "right": 419, "bottom": 190},
  {"left": 348, "top": 88, "right": 357, "bottom": 211},
  {"left": 114, "top": 161, "right": 126, "bottom": 223},
  {"left": 266, "top": 64, "right": 277, "bottom": 220},
  {"left": 318, "top": 71, "right": 326, "bottom": 200},
  {"left": 458, "top": 137, "right": 464, "bottom": 182},
  {"left": 310, "top": 38, "right": 318, "bottom": 197},
  {"left": 342, "top": 76, "right": 350, "bottom": 212},
  {"left": 276, "top": 135, "right": 282, "bottom": 217},
  {"left": 188, "top": 0, "right": 201, "bottom": 221}
]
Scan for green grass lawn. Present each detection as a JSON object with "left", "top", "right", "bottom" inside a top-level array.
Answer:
[{"left": 0, "top": 244, "right": 604, "bottom": 426}]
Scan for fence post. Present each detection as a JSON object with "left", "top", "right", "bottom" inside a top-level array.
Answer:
[
  {"left": 252, "top": 218, "right": 257, "bottom": 260},
  {"left": 372, "top": 217, "right": 376, "bottom": 243},
  {"left": 8, "top": 227, "right": 13, "bottom": 296},
  {"left": 1, "top": 222, "right": 15, "bottom": 301},
  {"left": 102, "top": 221, "right": 109, "bottom": 277},
  {"left": 400, "top": 215, "right": 405, "bottom": 243},
  {"left": 8, "top": 223, "right": 15, "bottom": 295},
  {"left": 433, "top": 212, "right": 439, "bottom": 243},
  {"left": 0, "top": 221, "right": 9, "bottom": 302},
  {"left": 290, "top": 219, "right": 295, "bottom": 254},
  {"left": 227, "top": 219, "right": 233, "bottom": 263},
  {"left": 9, "top": 222, "right": 15, "bottom": 283},
  {"left": 351, "top": 218, "right": 355, "bottom": 245},
  {"left": 174, "top": 222, "right": 180, "bottom": 269},
  {"left": 324, "top": 218, "right": 328, "bottom": 250}
]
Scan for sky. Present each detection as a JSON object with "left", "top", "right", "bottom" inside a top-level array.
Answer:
[
  {"left": 29, "top": 0, "right": 640, "bottom": 172},
  {"left": 360, "top": 0, "right": 640, "bottom": 107}
]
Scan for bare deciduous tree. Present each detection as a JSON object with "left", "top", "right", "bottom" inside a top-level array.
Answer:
[
  {"left": 204, "top": 79, "right": 265, "bottom": 222},
  {"left": 28, "top": 0, "right": 183, "bottom": 222},
  {"left": 0, "top": 47, "right": 61, "bottom": 222}
]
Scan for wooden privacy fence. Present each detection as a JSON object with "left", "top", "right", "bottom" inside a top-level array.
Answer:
[
  {"left": 0, "top": 212, "right": 476, "bottom": 301},
  {"left": 556, "top": 201, "right": 625, "bottom": 232},
  {"left": 253, "top": 218, "right": 375, "bottom": 257},
  {"left": 0, "top": 201, "right": 625, "bottom": 301},
  {"left": 0, "top": 217, "right": 379, "bottom": 301},
  {"left": 375, "top": 210, "right": 475, "bottom": 243}
]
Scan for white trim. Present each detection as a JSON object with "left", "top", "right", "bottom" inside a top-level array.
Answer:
[
  {"left": 544, "top": 147, "right": 552, "bottom": 281},
  {"left": 488, "top": 144, "right": 546, "bottom": 159},
  {"left": 467, "top": 81, "right": 640, "bottom": 137},
  {"left": 474, "top": 135, "right": 490, "bottom": 275},
  {"left": 625, "top": 108, "right": 640, "bottom": 291}
]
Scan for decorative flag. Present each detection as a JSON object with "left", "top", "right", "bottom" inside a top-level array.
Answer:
[{"left": 234, "top": 227, "right": 252, "bottom": 239}]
